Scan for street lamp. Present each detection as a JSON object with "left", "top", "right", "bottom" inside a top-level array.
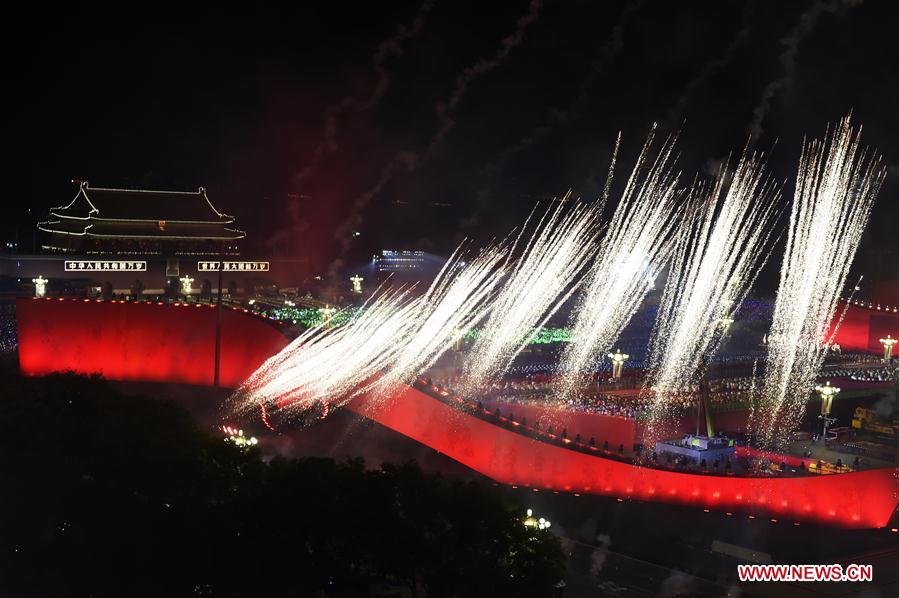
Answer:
[
  {"left": 523, "top": 508, "right": 552, "bottom": 531},
  {"left": 453, "top": 326, "right": 464, "bottom": 352},
  {"left": 718, "top": 314, "right": 734, "bottom": 334},
  {"left": 221, "top": 425, "right": 258, "bottom": 449},
  {"left": 608, "top": 349, "right": 629, "bottom": 378},
  {"left": 350, "top": 275, "right": 363, "bottom": 294},
  {"left": 32, "top": 275, "right": 47, "bottom": 298},
  {"left": 179, "top": 275, "right": 194, "bottom": 296},
  {"left": 814, "top": 381, "right": 840, "bottom": 444},
  {"left": 880, "top": 334, "right": 896, "bottom": 361},
  {"left": 319, "top": 305, "right": 336, "bottom": 328}
]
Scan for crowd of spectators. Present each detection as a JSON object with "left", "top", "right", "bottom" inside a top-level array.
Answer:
[
  {"left": 494, "top": 391, "right": 650, "bottom": 419},
  {"left": 433, "top": 374, "right": 653, "bottom": 419},
  {"left": 418, "top": 375, "right": 859, "bottom": 477},
  {"left": 826, "top": 365, "right": 897, "bottom": 383},
  {"left": 431, "top": 370, "right": 770, "bottom": 421},
  {"left": 0, "top": 312, "right": 16, "bottom": 354}
]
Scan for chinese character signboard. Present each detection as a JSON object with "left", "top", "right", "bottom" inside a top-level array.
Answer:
[
  {"left": 64, "top": 260, "right": 147, "bottom": 271},
  {"left": 198, "top": 261, "right": 269, "bottom": 272}
]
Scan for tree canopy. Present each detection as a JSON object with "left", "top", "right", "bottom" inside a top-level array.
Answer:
[{"left": 0, "top": 371, "right": 564, "bottom": 597}]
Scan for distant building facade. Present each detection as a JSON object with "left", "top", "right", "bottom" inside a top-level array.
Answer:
[
  {"left": 375, "top": 250, "right": 425, "bottom": 278},
  {"left": 373, "top": 250, "right": 446, "bottom": 286}
]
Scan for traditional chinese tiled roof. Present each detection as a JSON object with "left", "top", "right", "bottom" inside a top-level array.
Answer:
[{"left": 38, "top": 182, "right": 246, "bottom": 240}]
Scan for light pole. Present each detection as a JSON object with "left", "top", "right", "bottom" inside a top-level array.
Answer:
[
  {"left": 608, "top": 349, "right": 629, "bottom": 378},
  {"left": 350, "top": 275, "right": 363, "bottom": 294},
  {"left": 523, "top": 508, "right": 552, "bottom": 531},
  {"left": 32, "top": 275, "right": 47, "bottom": 298},
  {"left": 319, "top": 305, "right": 336, "bottom": 328},
  {"left": 214, "top": 244, "right": 224, "bottom": 388},
  {"left": 718, "top": 314, "right": 734, "bottom": 334},
  {"left": 815, "top": 381, "right": 840, "bottom": 444},
  {"left": 880, "top": 334, "right": 896, "bottom": 362},
  {"left": 179, "top": 275, "right": 194, "bottom": 297},
  {"left": 453, "top": 326, "right": 464, "bottom": 352},
  {"left": 221, "top": 425, "right": 258, "bottom": 449}
]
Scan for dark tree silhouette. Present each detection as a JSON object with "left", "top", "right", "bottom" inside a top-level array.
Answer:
[{"left": 0, "top": 371, "right": 565, "bottom": 597}]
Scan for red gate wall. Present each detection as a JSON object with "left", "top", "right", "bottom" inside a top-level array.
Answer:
[
  {"left": 829, "top": 301, "right": 899, "bottom": 353},
  {"left": 16, "top": 298, "right": 289, "bottom": 388}
]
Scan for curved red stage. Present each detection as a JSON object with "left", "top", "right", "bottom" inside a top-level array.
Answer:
[
  {"left": 345, "top": 388, "right": 897, "bottom": 529},
  {"left": 479, "top": 397, "right": 638, "bottom": 450},
  {"left": 15, "top": 298, "right": 899, "bottom": 528}
]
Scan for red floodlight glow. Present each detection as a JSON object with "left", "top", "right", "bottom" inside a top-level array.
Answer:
[
  {"left": 345, "top": 384, "right": 899, "bottom": 529},
  {"left": 16, "top": 298, "right": 288, "bottom": 388},
  {"left": 13, "top": 298, "right": 899, "bottom": 530}
]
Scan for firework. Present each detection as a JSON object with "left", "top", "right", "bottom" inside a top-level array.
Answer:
[
  {"left": 233, "top": 243, "right": 508, "bottom": 419},
  {"left": 231, "top": 285, "right": 424, "bottom": 418},
  {"left": 755, "top": 116, "right": 884, "bottom": 448},
  {"left": 233, "top": 117, "right": 883, "bottom": 454},
  {"left": 374, "top": 242, "right": 508, "bottom": 394},
  {"left": 646, "top": 148, "right": 780, "bottom": 427},
  {"left": 462, "top": 196, "right": 600, "bottom": 394},
  {"left": 556, "top": 129, "right": 683, "bottom": 400}
]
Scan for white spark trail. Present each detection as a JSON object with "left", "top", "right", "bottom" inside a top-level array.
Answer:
[
  {"left": 375, "top": 243, "right": 508, "bottom": 395},
  {"left": 230, "top": 285, "right": 424, "bottom": 418},
  {"left": 755, "top": 116, "right": 884, "bottom": 448},
  {"left": 556, "top": 129, "right": 683, "bottom": 399},
  {"left": 462, "top": 196, "right": 600, "bottom": 395},
  {"left": 646, "top": 149, "right": 780, "bottom": 428},
  {"left": 234, "top": 242, "right": 510, "bottom": 420}
]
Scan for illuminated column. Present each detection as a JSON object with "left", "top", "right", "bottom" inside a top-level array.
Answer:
[
  {"left": 32, "top": 275, "right": 48, "bottom": 298},
  {"left": 815, "top": 381, "right": 840, "bottom": 417},
  {"left": 453, "top": 326, "right": 463, "bottom": 352},
  {"left": 815, "top": 381, "right": 840, "bottom": 443},
  {"left": 319, "top": 305, "right": 336, "bottom": 328},
  {"left": 718, "top": 314, "right": 734, "bottom": 334},
  {"left": 880, "top": 334, "right": 896, "bottom": 361},
  {"left": 179, "top": 275, "right": 194, "bottom": 296},
  {"left": 350, "top": 275, "right": 363, "bottom": 294},
  {"left": 608, "top": 349, "right": 629, "bottom": 378}
]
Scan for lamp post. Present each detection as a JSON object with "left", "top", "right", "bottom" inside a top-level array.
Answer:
[
  {"left": 214, "top": 244, "right": 224, "bottom": 388},
  {"left": 880, "top": 334, "right": 896, "bottom": 361},
  {"left": 718, "top": 314, "right": 734, "bottom": 334},
  {"left": 179, "top": 275, "right": 194, "bottom": 297},
  {"left": 523, "top": 508, "right": 551, "bottom": 531},
  {"left": 815, "top": 381, "right": 840, "bottom": 444},
  {"left": 221, "top": 425, "right": 258, "bottom": 449},
  {"left": 453, "top": 326, "right": 464, "bottom": 352},
  {"left": 608, "top": 349, "right": 629, "bottom": 378},
  {"left": 32, "top": 275, "right": 47, "bottom": 298},
  {"left": 350, "top": 275, "right": 363, "bottom": 294},
  {"left": 319, "top": 305, "right": 336, "bottom": 328}
]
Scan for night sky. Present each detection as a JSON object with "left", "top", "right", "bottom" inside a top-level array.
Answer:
[{"left": 7, "top": 1, "right": 899, "bottom": 293}]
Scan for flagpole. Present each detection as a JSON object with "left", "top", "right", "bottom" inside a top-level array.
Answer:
[{"left": 214, "top": 244, "right": 223, "bottom": 388}]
